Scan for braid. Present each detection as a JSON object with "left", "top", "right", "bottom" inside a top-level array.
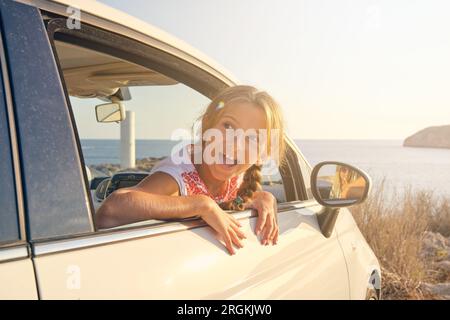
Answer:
[{"left": 219, "top": 164, "right": 263, "bottom": 211}]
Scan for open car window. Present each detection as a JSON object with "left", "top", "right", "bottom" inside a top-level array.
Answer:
[{"left": 52, "top": 37, "right": 296, "bottom": 230}]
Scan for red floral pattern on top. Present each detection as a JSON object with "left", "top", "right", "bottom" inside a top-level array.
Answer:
[{"left": 181, "top": 171, "right": 242, "bottom": 203}]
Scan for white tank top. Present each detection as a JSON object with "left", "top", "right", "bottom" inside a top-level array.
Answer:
[{"left": 150, "top": 144, "right": 244, "bottom": 204}]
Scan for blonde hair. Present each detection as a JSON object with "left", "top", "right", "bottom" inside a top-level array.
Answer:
[
  {"left": 331, "top": 165, "right": 360, "bottom": 199},
  {"left": 198, "top": 85, "right": 286, "bottom": 210}
]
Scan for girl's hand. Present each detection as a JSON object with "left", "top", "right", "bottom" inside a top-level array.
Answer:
[
  {"left": 245, "top": 191, "right": 278, "bottom": 246},
  {"left": 200, "top": 198, "right": 247, "bottom": 255}
]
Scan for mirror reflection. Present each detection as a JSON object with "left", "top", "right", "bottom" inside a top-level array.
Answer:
[
  {"left": 95, "top": 102, "right": 124, "bottom": 123},
  {"left": 315, "top": 164, "right": 368, "bottom": 206}
]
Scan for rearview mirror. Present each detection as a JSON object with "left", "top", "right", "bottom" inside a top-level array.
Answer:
[
  {"left": 95, "top": 102, "right": 125, "bottom": 123},
  {"left": 311, "top": 162, "right": 370, "bottom": 208}
]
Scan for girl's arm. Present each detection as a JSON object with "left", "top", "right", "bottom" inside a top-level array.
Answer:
[
  {"left": 95, "top": 172, "right": 246, "bottom": 255},
  {"left": 95, "top": 188, "right": 214, "bottom": 229},
  {"left": 341, "top": 176, "right": 366, "bottom": 199},
  {"left": 95, "top": 172, "right": 210, "bottom": 228}
]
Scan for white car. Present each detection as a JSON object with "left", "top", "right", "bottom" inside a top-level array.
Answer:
[{"left": 0, "top": 0, "right": 380, "bottom": 299}]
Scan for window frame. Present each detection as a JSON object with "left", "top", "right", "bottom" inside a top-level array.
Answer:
[
  {"left": 44, "top": 16, "right": 232, "bottom": 100},
  {"left": 40, "top": 12, "right": 314, "bottom": 245},
  {"left": 286, "top": 136, "right": 315, "bottom": 200},
  {"left": 44, "top": 16, "right": 233, "bottom": 230},
  {"left": 0, "top": 28, "right": 27, "bottom": 249},
  {"left": 0, "top": 0, "right": 94, "bottom": 242}
]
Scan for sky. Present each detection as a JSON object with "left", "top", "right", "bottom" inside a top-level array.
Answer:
[{"left": 78, "top": 0, "right": 450, "bottom": 140}]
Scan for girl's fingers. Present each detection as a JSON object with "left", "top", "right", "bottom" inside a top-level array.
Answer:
[
  {"left": 224, "top": 233, "right": 235, "bottom": 255},
  {"left": 273, "top": 228, "right": 279, "bottom": 245},
  {"left": 255, "top": 208, "right": 267, "bottom": 235},
  {"left": 268, "top": 218, "right": 278, "bottom": 245},
  {"left": 228, "top": 215, "right": 242, "bottom": 227},
  {"left": 272, "top": 202, "right": 279, "bottom": 244},
  {"left": 228, "top": 228, "right": 244, "bottom": 249},
  {"left": 265, "top": 199, "right": 278, "bottom": 245},
  {"left": 230, "top": 223, "right": 246, "bottom": 239},
  {"left": 262, "top": 216, "right": 274, "bottom": 245}
]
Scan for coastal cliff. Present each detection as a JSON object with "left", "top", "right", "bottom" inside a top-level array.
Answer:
[{"left": 404, "top": 125, "right": 450, "bottom": 149}]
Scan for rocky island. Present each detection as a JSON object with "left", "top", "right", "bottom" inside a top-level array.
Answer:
[{"left": 404, "top": 125, "right": 450, "bottom": 149}]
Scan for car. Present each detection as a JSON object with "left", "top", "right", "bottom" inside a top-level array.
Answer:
[{"left": 0, "top": 0, "right": 381, "bottom": 299}]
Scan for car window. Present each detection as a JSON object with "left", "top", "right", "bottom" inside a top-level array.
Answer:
[
  {"left": 51, "top": 41, "right": 202, "bottom": 215},
  {"left": 52, "top": 38, "right": 294, "bottom": 229},
  {"left": 261, "top": 167, "right": 286, "bottom": 203},
  {"left": 0, "top": 63, "right": 20, "bottom": 245}
]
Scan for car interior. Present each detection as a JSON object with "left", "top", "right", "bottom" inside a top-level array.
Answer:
[{"left": 55, "top": 40, "right": 178, "bottom": 99}]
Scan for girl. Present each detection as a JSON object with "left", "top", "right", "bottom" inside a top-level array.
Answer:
[
  {"left": 95, "top": 85, "right": 286, "bottom": 255},
  {"left": 331, "top": 165, "right": 366, "bottom": 199}
]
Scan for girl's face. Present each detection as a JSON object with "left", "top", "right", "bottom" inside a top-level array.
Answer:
[
  {"left": 339, "top": 166, "right": 350, "bottom": 182},
  {"left": 204, "top": 101, "right": 267, "bottom": 182}
]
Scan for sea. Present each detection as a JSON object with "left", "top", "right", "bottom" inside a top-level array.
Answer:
[{"left": 80, "top": 139, "right": 450, "bottom": 199}]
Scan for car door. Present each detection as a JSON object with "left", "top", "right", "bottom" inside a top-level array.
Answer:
[
  {"left": 1, "top": 0, "right": 350, "bottom": 299},
  {"left": 0, "top": 22, "right": 37, "bottom": 299},
  {"left": 335, "top": 208, "right": 381, "bottom": 299}
]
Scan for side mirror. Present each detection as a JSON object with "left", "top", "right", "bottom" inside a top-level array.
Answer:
[
  {"left": 311, "top": 161, "right": 371, "bottom": 238},
  {"left": 311, "top": 162, "right": 371, "bottom": 207},
  {"left": 95, "top": 102, "right": 125, "bottom": 123}
]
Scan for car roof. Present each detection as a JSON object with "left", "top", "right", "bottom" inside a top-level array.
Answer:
[{"left": 18, "top": 0, "right": 238, "bottom": 85}]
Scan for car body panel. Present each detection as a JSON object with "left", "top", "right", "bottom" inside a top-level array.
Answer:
[
  {"left": 0, "top": 260, "right": 37, "bottom": 299},
  {"left": 33, "top": 204, "right": 350, "bottom": 299},
  {"left": 335, "top": 209, "right": 381, "bottom": 299},
  {"left": 0, "top": 246, "right": 38, "bottom": 299}
]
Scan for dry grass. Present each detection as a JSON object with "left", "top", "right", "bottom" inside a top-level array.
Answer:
[{"left": 350, "top": 181, "right": 450, "bottom": 300}]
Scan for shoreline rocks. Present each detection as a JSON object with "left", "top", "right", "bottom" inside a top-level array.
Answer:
[
  {"left": 404, "top": 125, "right": 450, "bottom": 149},
  {"left": 89, "top": 156, "right": 165, "bottom": 176},
  {"left": 421, "top": 231, "right": 450, "bottom": 300}
]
